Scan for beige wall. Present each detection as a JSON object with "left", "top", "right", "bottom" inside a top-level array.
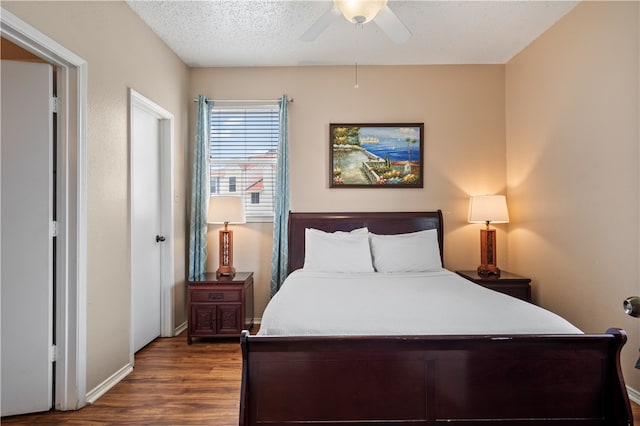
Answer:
[
  {"left": 191, "top": 65, "right": 508, "bottom": 318},
  {"left": 3, "top": 1, "right": 190, "bottom": 392},
  {"left": 506, "top": 1, "right": 640, "bottom": 390}
]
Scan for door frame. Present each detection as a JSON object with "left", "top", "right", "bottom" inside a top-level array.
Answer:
[
  {"left": 128, "top": 88, "right": 175, "bottom": 366},
  {"left": 1, "top": 8, "right": 88, "bottom": 410}
]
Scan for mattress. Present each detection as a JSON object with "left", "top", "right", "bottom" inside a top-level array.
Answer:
[{"left": 258, "top": 269, "right": 582, "bottom": 336}]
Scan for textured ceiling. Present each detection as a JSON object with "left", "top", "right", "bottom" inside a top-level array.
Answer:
[{"left": 127, "top": 0, "right": 579, "bottom": 67}]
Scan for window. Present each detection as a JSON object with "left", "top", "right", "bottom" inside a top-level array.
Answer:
[
  {"left": 211, "top": 177, "right": 220, "bottom": 194},
  {"left": 210, "top": 104, "right": 279, "bottom": 221}
]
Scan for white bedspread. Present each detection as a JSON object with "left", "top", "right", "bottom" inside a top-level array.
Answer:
[{"left": 258, "top": 269, "right": 582, "bottom": 336}]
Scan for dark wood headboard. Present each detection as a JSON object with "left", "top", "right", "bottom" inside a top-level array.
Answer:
[{"left": 287, "top": 211, "right": 444, "bottom": 275}]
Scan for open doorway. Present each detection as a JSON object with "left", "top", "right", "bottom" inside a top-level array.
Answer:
[{"left": 1, "top": 9, "right": 88, "bottom": 412}]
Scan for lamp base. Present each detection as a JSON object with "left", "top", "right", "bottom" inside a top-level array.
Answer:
[
  {"left": 216, "top": 265, "right": 236, "bottom": 277},
  {"left": 478, "top": 228, "right": 500, "bottom": 278},
  {"left": 217, "top": 229, "right": 236, "bottom": 277},
  {"left": 477, "top": 265, "right": 501, "bottom": 278}
]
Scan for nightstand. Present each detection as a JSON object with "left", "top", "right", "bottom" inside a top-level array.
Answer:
[
  {"left": 455, "top": 270, "right": 532, "bottom": 302},
  {"left": 187, "top": 272, "right": 254, "bottom": 344}
]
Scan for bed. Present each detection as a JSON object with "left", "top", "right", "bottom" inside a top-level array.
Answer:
[{"left": 239, "top": 211, "right": 632, "bottom": 425}]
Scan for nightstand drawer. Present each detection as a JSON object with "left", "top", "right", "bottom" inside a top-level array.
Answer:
[{"left": 190, "top": 289, "right": 241, "bottom": 303}]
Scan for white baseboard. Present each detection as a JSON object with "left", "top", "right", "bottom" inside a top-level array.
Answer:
[
  {"left": 628, "top": 386, "right": 640, "bottom": 405},
  {"left": 85, "top": 363, "right": 133, "bottom": 405},
  {"left": 174, "top": 321, "right": 187, "bottom": 336}
]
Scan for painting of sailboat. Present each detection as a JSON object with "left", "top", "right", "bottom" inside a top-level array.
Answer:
[{"left": 330, "top": 123, "right": 424, "bottom": 188}]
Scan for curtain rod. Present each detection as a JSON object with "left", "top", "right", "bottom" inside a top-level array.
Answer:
[{"left": 193, "top": 97, "right": 294, "bottom": 103}]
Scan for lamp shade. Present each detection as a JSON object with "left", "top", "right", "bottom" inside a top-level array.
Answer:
[
  {"left": 468, "top": 195, "right": 509, "bottom": 224},
  {"left": 208, "top": 195, "right": 246, "bottom": 224},
  {"left": 334, "top": 0, "right": 387, "bottom": 24}
]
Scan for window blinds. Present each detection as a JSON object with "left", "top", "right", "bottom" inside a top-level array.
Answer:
[{"left": 210, "top": 105, "right": 279, "bottom": 221}]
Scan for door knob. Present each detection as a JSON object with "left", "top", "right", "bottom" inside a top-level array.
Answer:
[
  {"left": 623, "top": 296, "right": 640, "bottom": 317},
  {"left": 156, "top": 235, "right": 166, "bottom": 243}
]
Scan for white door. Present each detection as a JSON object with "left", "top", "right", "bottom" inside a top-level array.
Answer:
[
  {"left": 1, "top": 60, "right": 54, "bottom": 416},
  {"left": 131, "top": 98, "right": 163, "bottom": 353}
]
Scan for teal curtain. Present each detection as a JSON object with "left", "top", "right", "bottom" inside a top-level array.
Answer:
[
  {"left": 188, "top": 95, "right": 211, "bottom": 280},
  {"left": 270, "top": 94, "right": 290, "bottom": 296}
]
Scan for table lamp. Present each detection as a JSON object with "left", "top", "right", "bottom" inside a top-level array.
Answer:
[
  {"left": 208, "top": 195, "right": 246, "bottom": 277},
  {"left": 468, "top": 195, "right": 509, "bottom": 277}
]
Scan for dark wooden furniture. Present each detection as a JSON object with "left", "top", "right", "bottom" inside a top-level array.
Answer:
[
  {"left": 239, "top": 211, "right": 632, "bottom": 425},
  {"left": 456, "top": 269, "right": 532, "bottom": 302},
  {"left": 187, "top": 272, "right": 253, "bottom": 344},
  {"left": 241, "top": 330, "right": 630, "bottom": 425}
]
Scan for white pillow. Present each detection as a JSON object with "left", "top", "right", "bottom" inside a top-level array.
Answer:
[
  {"left": 303, "top": 228, "right": 374, "bottom": 273},
  {"left": 369, "top": 229, "right": 442, "bottom": 273}
]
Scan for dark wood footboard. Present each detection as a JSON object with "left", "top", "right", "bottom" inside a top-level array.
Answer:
[{"left": 239, "top": 329, "right": 632, "bottom": 425}]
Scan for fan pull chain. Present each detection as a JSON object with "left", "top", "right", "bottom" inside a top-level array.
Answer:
[{"left": 354, "top": 62, "right": 359, "bottom": 89}]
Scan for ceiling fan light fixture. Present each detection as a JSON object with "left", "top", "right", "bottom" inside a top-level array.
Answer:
[{"left": 334, "top": 0, "right": 388, "bottom": 25}]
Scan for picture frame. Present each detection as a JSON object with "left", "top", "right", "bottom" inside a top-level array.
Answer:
[{"left": 330, "top": 123, "right": 424, "bottom": 188}]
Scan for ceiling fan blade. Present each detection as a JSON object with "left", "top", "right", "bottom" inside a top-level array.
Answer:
[
  {"left": 300, "top": 6, "right": 341, "bottom": 42},
  {"left": 374, "top": 5, "right": 411, "bottom": 44}
]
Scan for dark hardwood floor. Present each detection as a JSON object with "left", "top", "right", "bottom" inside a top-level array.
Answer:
[
  {"left": 2, "top": 331, "right": 248, "bottom": 425},
  {"left": 3, "top": 328, "right": 640, "bottom": 425}
]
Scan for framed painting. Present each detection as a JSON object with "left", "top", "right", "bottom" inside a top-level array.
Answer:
[{"left": 330, "top": 123, "right": 424, "bottom": 188}]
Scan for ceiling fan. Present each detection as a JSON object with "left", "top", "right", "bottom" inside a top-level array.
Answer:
[{"left": 300, "top": 0, "right": 411, "bottom": 44}]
